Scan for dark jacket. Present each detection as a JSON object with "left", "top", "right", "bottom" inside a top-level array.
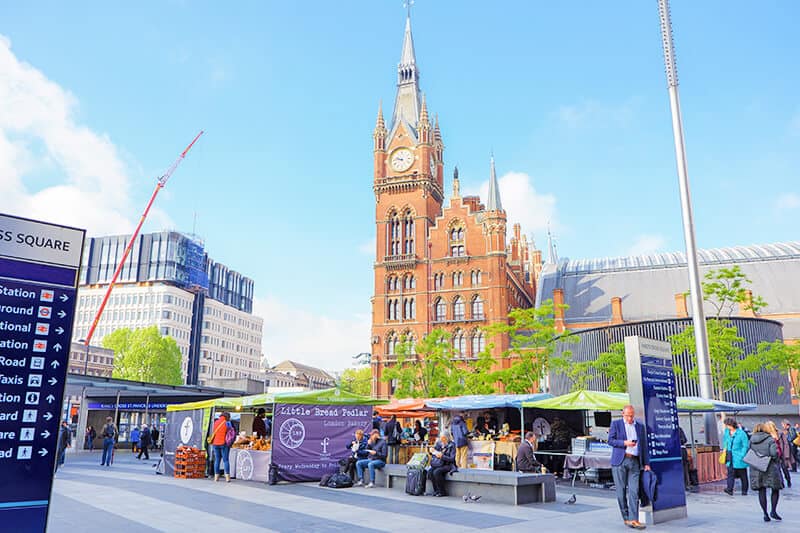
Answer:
[
  {"left": 58, "top": 425, "right": 71, "bottom": 451},
  {"left": 451, "top": 416, "right": 468, "bottom": 448},
  {"left": 385, "top": 419, "right": 402, "bottom": 445},
  {"left": 749, "top": 431, "right": 783, "bottom": 490},
  {"left": 430, "top": 441, "right": 456, "bottom": 471},
  {"left": 252, "top": 416, "right": 268, "bottom": 438},
  {"left": 349, "top": 435, "right": 369, "bottom": 459},
  {"left": 367, "top": 438, "right": 388, "bottom": 462},
  {"left": 139, "top": 428, "right": 151, "bottom": 448},
  {"left": 516, "top": 439, "right": 541, "bottom": 472},
  {"left": 608, "top": 419, "right": 649, "bottom": 468},
  {"left": 102, "top": 423, "right": 117, "bottom": 440}
]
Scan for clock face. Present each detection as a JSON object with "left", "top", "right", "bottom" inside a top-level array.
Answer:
[{"left": 390, "top": 148, "right": 414, "bottom": 172}]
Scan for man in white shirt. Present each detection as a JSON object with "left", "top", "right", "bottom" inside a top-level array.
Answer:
[{"left": 608, "top": 405, "right": 651, "bottom": 530}]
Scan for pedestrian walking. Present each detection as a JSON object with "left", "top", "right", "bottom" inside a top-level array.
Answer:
[
  {"left": 749, "top": 422, "right": 784, "bottom": 521},
  {"left": 137, "top": 424, "right": 151, "bottom": 460},
  {"left": 781, "top": 420, "right": 797, "bottom": 473},
  {"left": 608, "top": 405, "right": 650, "bottom": 530},
  {"left": 151, "top": 426, "right": 160, "bottom": 450},
  {"left": 209, "top": 412, "right": 233, "bottom": 482},
  {"left": 130, "top": 425, "right": 140, "bottom": 454},
  {"left": 722, "top": 417, "right": 749, "bottom": 496},
  {"left": 384, "top": 414, "right": 402, "bottom": 464},
  {"left": 769, "top": 421, "right": 792, "bottom": 488},
  {"left": 84, "top": 425, "right": 96, "bottom": 451},
  {"left": 55, "top": 421, "right": 71, "bottom": 472},
  {"left": 100, "top": 416, "right": 117, "bottom": 467}
]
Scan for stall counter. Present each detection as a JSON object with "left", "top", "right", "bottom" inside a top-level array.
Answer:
[{"left": 229, "top": 448, "right": 272, "bottom": 482}]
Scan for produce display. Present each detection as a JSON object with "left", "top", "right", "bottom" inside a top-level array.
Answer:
[{"left": 232, "top": 434, "right": 272, "bottom": 451}]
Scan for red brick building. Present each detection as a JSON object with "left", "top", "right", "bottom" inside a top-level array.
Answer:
[{"left": 370, "top": 17, "right": 541, "bottom": 398}]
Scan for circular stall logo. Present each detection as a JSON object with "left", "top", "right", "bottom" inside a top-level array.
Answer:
[
  {"left": 180, "top": 416, "right": 194, "bottom": 444},
  {"left": 237, "top": 450, "right": 254, "bottom": 480},
  {"left": 279, "top": 418, "right": 306, "bottom": 449}
]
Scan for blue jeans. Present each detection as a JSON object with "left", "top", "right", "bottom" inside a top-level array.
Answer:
[
  {"left": 213, "top": 445, "right": 230, "bottom": 474},
  {"left": 356, "top": 459, "right": 385, "bottom": 483},
  {"left": 101, "top": 438, "right": 114, "bottom": 465},
  {"left": 612, "top": 456, "right": 641, "bottom": 521}
]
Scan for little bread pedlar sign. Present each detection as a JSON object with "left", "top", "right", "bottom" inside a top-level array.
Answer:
[{"left": 0, "top": 213, "right": 85, "bottom": 532}]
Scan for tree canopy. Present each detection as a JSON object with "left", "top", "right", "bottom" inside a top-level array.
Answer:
[
  {"left": 103, "top": 326, "right": 183, "bottom": 385},
  {"left": 339, "top": 366, "right": 372, "bottom": 396}
]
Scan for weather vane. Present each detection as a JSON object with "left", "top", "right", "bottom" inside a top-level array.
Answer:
[{"left": 403, "top": 0, "right": 414, "bottom": 18}]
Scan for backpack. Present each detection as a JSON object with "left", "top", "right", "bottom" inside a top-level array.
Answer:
[
  {"left": 224, "top": 423, "right": 236, "bottom": 447},
  {"left": 327, "top": 472, "right": 353, "bottom": 489}
]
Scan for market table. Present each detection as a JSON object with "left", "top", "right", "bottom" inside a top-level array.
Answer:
[{"left": 229, "top": 448, "right": 272, "bottom": 482}]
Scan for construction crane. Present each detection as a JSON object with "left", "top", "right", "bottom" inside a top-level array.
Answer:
[{"left": 82, "top": 131, "right": 204, "bottom": 357}]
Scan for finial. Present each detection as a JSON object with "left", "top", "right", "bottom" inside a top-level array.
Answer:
[
  {"left": 404, "top": 0, "right": 414, "bottom": 18},
  {"left": 453, "top": 166, "right": 460, "bottom": 198}
]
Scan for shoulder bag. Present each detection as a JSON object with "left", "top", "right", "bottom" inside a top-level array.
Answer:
[
  {"left": 207, "top": 421, "right": 224, "bottom": 445},
  {"left": 743, "top": 448, "right": 771, "bottom": 472}
]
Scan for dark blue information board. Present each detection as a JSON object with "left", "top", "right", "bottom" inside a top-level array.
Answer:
[
  {"left": 640, "top": 355, "right": 687, "bottom": 512},
  {"left": 0, "top": 213, "right": 85, "bottom": 532}
]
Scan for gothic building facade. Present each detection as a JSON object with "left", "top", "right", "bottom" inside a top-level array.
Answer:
[{"left": 370, "top": 17, "right": 540, "bottom": 398}]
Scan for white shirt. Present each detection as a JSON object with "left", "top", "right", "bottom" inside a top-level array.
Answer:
[{"left": 624, "top": 421, "right": 638, "bottom": 456}]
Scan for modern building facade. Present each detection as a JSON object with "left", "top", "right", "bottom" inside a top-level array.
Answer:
[
  {"left": 72, "top": 231, "right": 263, "bottom": 385},
  {"left": 369, "top": 17, "right": 541, "bottom": 398}
]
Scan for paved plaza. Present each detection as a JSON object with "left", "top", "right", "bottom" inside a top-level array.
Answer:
[{"left": 46, "top": 451, "right": 799, "bottom": 533}]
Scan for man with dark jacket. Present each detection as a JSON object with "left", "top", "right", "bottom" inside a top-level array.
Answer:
[
  {"left": 384, "top": 415, "right": 402, "bottom": 464},
  {"left": 55, "top": 421, "right": 71, "bottom": 472},
  {"left": 608, "top": 405, "right": 650, "bottom": 530},
  {"left": 429, "top": 432, "right": 456, "bottom": 497},
  {"left": 355, "top": 429, "right": 387, "bottom": 488},
  {"left": 451, "top": 415, "right": 469, "bottom": 469},
  {"left": 137, "top": 424, "right": 151, "bottom": 460},
  {"left": 252, "top": 408, "right": 268, "bottom": 438},
  {"left": 516, "top": 431, "right": 542, "bottom": 473}
]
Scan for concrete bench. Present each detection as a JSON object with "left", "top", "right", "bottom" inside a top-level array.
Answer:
[{"left": 377, "top": 464, "right": 556, "bottom": 505}]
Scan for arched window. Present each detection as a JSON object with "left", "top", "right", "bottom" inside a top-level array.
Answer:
[
  {"left": 403, "top": 297, "right": 415, "bottom": 319},
  {"left": 387, "top": 332, "right": 398, "bottom": 356},
  {"left": 471, "top": 295, "right": 484, "bottom": 319},
  {"left": 449, "top": 225, "right": 465, "bottom": 257},
  {"left": 453, "top": 296, "right": 465, "bottom": 321},
  {"left": 453, "top": 329, "right": 466, "bottom": 357},
  {"left": 404, "top": 274, "right": 415, "bottom": 290},
  {"left": 387, "top": 299, "right": 399, "bottom": 320},
  {"left": 471, "top": 330, "right": 485, "bottom": 356},
  {"left": 434, "top": 298, "right": 446, "bottom": 322},
  {"left": 403, "top": 331, "right": 417, "bottom": 355},
  {"left": 404, "top": 211, "right": 415, "bottom": 254},
  {"left": 434, "top": 272, "right": 444, "bottom": 290},
  {"left": 388, "top": 212, "right": 401, "bottom": 256},
  {"left": 452, "top": 271, "right": 463, "bottom": 287},
  {"left": 471, "top": 270, "right": 482, "bottom": 285},
  {"left": 387, "top": 275, "right": 398, "bottom": 292}
]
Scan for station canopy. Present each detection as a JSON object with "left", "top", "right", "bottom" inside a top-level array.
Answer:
[
  {"left": 522, "top": 390, "right": 757, "bottom": 413},
  {"left": 426, "top": 393, "right": 552, "bottom": 411},
  {"left": 167, "top": 387, "right": 387, "bottom": 412}
]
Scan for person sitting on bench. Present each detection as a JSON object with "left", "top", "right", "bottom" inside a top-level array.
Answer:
[
  {"left": 355, "top": 429, "right": 387, "bottom": 488},
  {"left": 428, "top": 432, "right": 457, "bottom": 497},
  {"left": 517, "top": 431, "right": 543, "bottom": 473}
]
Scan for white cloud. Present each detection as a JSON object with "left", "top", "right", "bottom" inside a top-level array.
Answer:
[
  {"left": 253, "top": 296, "right": 371, "bottom": 373},
  {"left": 776, "top": 192, "right": 800, "bottom": 210},
  {"left": 469, "top": 171, "right": 557, "bottom": 243},
  {"left": 627, "top": 234, "right": 667, "bottom": 256},
  {"left": 0, "top": 34, "right": 137, "bottom": 235}
]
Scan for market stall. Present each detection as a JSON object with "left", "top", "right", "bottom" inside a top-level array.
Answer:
[
  {"left": 426, "top": 393, "right": 552, "bottom": 471},
  {"left": 375, "top": 398, "right": 438, "bottom": 463}
]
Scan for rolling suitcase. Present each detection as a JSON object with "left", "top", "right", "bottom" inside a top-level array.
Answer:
[{"left": 405, "top": 467, "right": 427, "bottom": 496}]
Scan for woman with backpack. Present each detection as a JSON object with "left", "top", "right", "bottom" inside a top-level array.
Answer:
[{"left": 210, "top": 412, "right": 234, "bottom": 482}]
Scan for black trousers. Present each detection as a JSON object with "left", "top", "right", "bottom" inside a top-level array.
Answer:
[
  {"left": 137, "top": 444, "right": 149, "bottom": 460},
  {"left": 726, "top": 466, "right": 748, "bottom": 494},
  {"left": 430, "top": 466, "right": 451, "bottom": 495}
]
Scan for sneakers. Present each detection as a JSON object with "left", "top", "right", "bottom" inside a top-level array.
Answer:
[
  {"left": 723, "top": 488, "right": 733, "bottom": 496},
  {"left": 365, "top": 482, "right": 375, "bottom": 488},
  {"left": 354, "top": 480, "right": 364, "bottom": 487}
]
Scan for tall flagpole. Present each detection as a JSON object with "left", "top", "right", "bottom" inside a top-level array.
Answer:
[{"left": 657, "top": 2, "right": 715, "bottom": 410}]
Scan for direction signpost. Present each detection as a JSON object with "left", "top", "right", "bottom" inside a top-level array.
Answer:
[{"left": 0, "top": 213, "right": 85, "bottom": 532}]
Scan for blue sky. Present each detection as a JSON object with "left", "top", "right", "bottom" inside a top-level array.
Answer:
[{"left": 1, "top": 1, "right": 797, "bottom": 371}]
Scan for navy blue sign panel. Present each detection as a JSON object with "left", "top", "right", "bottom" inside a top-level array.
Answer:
[
  {"left": 0, "top": 213, "right": 85, "bottom": 532},
  {"left": 641, "top": 355, "right": 687, "bottom": 512}
]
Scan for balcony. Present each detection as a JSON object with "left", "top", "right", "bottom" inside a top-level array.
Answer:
[{"left": 382, "top": 253, "right": 417, "bottom": 270}]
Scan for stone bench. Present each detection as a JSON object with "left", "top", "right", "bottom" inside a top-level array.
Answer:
[{"left": 377, "top": 464, "right": 556, "bottom": 505}]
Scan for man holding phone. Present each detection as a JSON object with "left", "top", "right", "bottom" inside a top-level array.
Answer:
[{"left": 608, "top": 405, "right": 650, "bottom": 530}]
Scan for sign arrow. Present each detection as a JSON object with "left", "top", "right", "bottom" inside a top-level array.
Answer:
[
  {"left": 43, "top": 412, "right": 53, "bottom": 421},
  {"left": 48, "top": 377, "right": 57, "bottom": 386},
  {"left": 59, "top": 294, "right": 69, "bottom": 302},
  {"left": 41, "top": 430, "right": 51, "bottom": 439},
  {"left": 57, "top": 310, "right": 66, "bottom": 318},
  {"left": 46, "top": 394, "right": 55, "bottom": 404},
  {"left": 55, "top": 327, "right": 64, "bottom": 335},
  {"left": 50, "top": 360, "right": 60, "bottom": 369},
  {"left": 38, "top": 449, "right": 48, "bottom": 457},
  {"left": 53, "top": 343, "right": 63, "bottom": 352}
]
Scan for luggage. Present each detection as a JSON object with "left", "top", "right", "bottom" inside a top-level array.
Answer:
[
  {"left": 327, "top": 472, "right": 354, "bottom": 489},
  {"left": 405, "top": 467, "right": 427, "bottom": 496},
  {"left": 407, "top": 452, "right": 429, "bottom": 469}
]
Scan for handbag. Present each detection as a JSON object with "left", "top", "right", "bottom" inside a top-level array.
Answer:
[
  {"left": 718, "top": 450, "right": 727, "bottom": 465},
  {"left": 793, "top": 434, "right": 800, "bottom": 447},
  {"left": 206, "top": 421, "right": 224, "bottom": 445},
  {"left": 743, "top": 448, "right": 771, "bottom": 472}
]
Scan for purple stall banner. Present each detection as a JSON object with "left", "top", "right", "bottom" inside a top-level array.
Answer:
[{"left": 272, "top": 404, "right": 371, "bottom": 482}]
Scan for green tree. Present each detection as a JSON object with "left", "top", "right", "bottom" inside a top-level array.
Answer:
[
  {"left": 339, "top": 366, "right": 372, "bottom": 396},
  {"left": 667, "top": 266, "right": 766, "bottom": 400},
  {"left": 757, "top": 340, "right": 800, "bottom": 398},
  {"left": 558, "top": 342, "right": 628, "bottom": 392},
  {"left": 485, "top": 300, "right": 576, "bottom": 394},
  {"left": 103, "top": 326, "right": 183, "bottom": 385}
]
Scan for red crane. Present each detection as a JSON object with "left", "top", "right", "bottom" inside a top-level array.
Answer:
[{"left": 83, "top": 131, "right": 204, "bottom": 351}]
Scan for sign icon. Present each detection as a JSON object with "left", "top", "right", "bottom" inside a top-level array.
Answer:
[
  {"left": 35, "top": 323, "right": 50, "bottom": 336},
  {"left": 37, "top": 306, "right": 52, "bottom": 319},
  {"left": 33, "top": 340, "right": 47, "bottom": 352},
  {"left": 30, "top": 357, "right": 45, "bottom": 370},
  {"left": 25, "top": 392, "right": 40, "bottom": 405},
  {"left": 22, "top": 410, "right": 38, "bottom": 423},
  {"left": 279, "top": 418, "right": 306, "bottom": 449},
  {"left": 40, "top": 290, "right": 54, "bottom": 302},
  {"left": 17, "top": 446, "right": 33, "bottom": 460},
  {"left": 28, "top": 374, "right": 43, "bottom": 387},
  {"left": 20, "top": 428, "right": 35, "bottom": 441}
]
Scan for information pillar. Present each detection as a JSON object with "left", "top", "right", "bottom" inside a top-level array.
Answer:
[
  {"left": 0, "top": 213, "right": 85, "bottom": 532},
  {"left": 625, "top": 336, "right": 687, "bottom": 524}
]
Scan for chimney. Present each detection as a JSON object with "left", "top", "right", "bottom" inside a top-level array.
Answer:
[
  {"left": 553, "top": 288, "right": 566, "bottom": 332},
  {"left": 674, "top": 293, "right": 688, "bottom": 318},
  {"left": 739, "top": 289, "right": 757, "bottom": 317},
  {"left": 611, "top": 297, "right": 624, "bottom": 324}
]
